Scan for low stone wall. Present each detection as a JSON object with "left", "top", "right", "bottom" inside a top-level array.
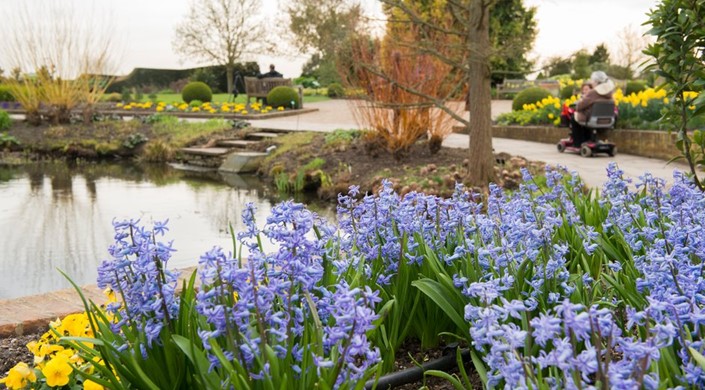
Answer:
[{"left": 458, "top": 125, "right": 681, "bottom": 161}]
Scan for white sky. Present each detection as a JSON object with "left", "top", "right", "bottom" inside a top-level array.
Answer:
[{"left": 0, "top": 0, "right": 660, "bottom": 78}]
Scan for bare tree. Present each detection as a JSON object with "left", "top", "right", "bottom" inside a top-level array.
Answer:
[
  {"left": 359, "top": 0, "right": 496, "bottom": 185},
  {"left": 0, "top": 0, "right": 117, "bottom": 124},
  {"left": 615, "top": 24, "right": 652, "bottom": 76},
  {"left": 173, "top": 0, "right": 271, "bottom": 95}
]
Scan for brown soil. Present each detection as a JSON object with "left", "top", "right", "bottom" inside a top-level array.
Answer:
[
  {"left": 256, "top": 132, "right": 545, "bottom": 200},
  {"left": 0, "top": 332, "right": 40, "bottom": 374}
]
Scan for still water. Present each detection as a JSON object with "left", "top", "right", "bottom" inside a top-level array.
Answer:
[{"left": 0, "top": 162, "right": 331, "bottom": 299}]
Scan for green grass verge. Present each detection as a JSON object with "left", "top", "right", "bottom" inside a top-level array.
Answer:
[
  {"left": 150, "top": 116, "right": 234, "bottom": 147},
  {"left": 261, "top": 132, "right": 317, "bottom": 165}
]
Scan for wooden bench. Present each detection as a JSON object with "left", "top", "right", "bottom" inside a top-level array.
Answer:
[
  {"left": 244, "top": 77, "right": 304, "bottom": 107},
  {"left": 496, "top": 79, "right": 534, "bottom": 97}
]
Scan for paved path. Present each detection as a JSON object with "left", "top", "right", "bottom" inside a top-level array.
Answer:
[{"left": 252, "top": 99, "right": 685, "bottom": 189}]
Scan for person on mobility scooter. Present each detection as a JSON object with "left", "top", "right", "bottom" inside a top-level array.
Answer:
[{"left": 557, "top": 71, "right": 618, "bottom": 157}]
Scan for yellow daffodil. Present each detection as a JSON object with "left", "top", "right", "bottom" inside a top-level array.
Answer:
[
  {"left": 42, "top": 355, "right": 73, "bottom": 387},
  {"left": 0, "top": 362, "right": 37, "bottom": 389}
]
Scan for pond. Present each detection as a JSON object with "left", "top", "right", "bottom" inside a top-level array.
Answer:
[{"left": 0, "top": 162, "right": 332, "bottom": 299}]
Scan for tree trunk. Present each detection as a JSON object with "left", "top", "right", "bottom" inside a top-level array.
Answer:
[
  {"left": 83, "top": 105, "right": 94, "bottom": 124},
  {"left": 466, "top": 1, "right": 495, "bottom": 186},
  {"left": 226, "top": 63, "right": 234, "bottom": 98}
]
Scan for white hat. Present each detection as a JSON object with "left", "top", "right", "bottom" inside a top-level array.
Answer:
[
  {"left": 591, "top": 71, "right": 614, "bottom": 95},
  {"left": 594, "top": 79, "right": 615, "bottom": 95}
]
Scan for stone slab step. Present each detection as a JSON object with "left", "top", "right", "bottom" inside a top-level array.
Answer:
[
  {"left": 168, "top": 163, "right": 218, "bottom": 173},
  {"left": 246, "top": 132, "right": 280, "bottom": 140},
  {"left": 256, "top": 128, "right": 292, "bottom": 134},
  {"left": 180, "top": 147, "right": 231, "bottom": 156},
  {"left": 217, "top": 139, "right": 258, "bottom": 148},
  {"left": 219, "top": 151, "right": 269, "bottom": 174}
]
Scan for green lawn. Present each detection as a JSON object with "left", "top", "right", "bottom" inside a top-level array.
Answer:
[{"left": 133, "top": 93, "right": 330, "bottom": 104}]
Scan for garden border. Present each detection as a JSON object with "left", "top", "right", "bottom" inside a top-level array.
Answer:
[
  {"left": 0, "top": 107, "right": 319, "bottom": 121},
  {"left": 455, "top": 125, "right": 681, "bottom": 161}
]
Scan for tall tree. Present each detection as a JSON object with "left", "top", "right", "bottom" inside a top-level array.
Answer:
[
  {"left": 590, "top": 43, "right": 610, "bottom": 65},
  {"left": 372, "top": 0, "right": 497, "bottom": 185},
  {"left": 286, "top": 0, "right": 365, "bottom": 83},
  {"left": 173, "top": 0, "right": 269, "bottom": 95},
  {"left": 572, "top": 50, "right": 592, "bottom": 79},
  {"left": 489, "top": 0, "right": 537, "bottom": 83},
  {"left": 545, "top": 56, "right": 573, "bottom": 77}
]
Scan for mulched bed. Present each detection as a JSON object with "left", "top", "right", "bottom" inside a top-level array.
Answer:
[{"left": 256, "top": 132, "right": 545, "bottom": 201}]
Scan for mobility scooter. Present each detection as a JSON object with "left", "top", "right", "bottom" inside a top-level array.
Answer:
[{"left": 557, "top": 101, "right": 617, "bottom": 157}]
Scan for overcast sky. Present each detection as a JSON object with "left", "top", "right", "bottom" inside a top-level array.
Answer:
[{"left": 0, "top": 0, "right": 660, "bottom": 78}]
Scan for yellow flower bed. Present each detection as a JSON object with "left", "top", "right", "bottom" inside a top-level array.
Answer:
[
  {"left": 498, "top": 86, "right": 701, "bottom": 129},
  {"left": 0, "top": 291, "right": 115, "bottom": 389},
  {"left": 113, "top": 100, "right": 289, "bottom": 116}
]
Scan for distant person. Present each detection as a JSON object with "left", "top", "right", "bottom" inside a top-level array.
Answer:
[
  {"left": 571, "top": 71, "right": 615, "bottom": 145},
  {"left": 560, "top": 82, "right": 592, "bottom": 127},
  {"left": 258, "top": 64, "right": 283, "bottom": 79},
  {"left": 575, "top": 71, "right": 615, "bottom": 123}
]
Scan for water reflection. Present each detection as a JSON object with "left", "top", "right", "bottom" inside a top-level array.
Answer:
[{"left": 0, "top": 162, "right": 333, "bottom": 299}]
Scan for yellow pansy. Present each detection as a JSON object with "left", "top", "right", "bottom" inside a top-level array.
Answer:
[
  {"left": 42, "top": 355, "right": 73, "bottom": 387},
  {"left": 277, "top": 106, "right": 284, "bottom": 111},
  {"left": 0, "top": 362, "right": 37, "bottom": 389}
]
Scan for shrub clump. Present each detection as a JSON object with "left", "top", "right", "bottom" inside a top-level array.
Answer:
[
  {"left": 0, "top": 110, "right": 10, "bottom": 131},
  {"left": 559, "top": 85, "right": 575, "bottom": 100},
  {"left": 266, "top": 86, "right": 300, "bottom": 109},
  {"left": 512, "top": 87, "right": 553, "bottom": 111},
  {"left": 327, "top": 82, "right": 345, "bottom": 98},
  {"left": 181, "top": 81, "right": 212, "bottom": 104},
  {"left": 102, "top": 92, "right": 122, "bottom": 102},
  {"left": 625, "top": 80, "right": 648, "bottom": 96},
  {"left": 189, "top": 99, "right": 203, "bottom": 108},
  {"left": 0, "top": 86, "right": 15, "bottom": 102}
]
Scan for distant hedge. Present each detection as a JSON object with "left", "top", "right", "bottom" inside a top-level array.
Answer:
[{"left": 107, "top": 63, "right": 261, "bottom": 94}]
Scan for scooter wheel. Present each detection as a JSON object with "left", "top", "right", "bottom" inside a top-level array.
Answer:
[
  {"left": 557, "top": 143, "right": 566, "bottom": 153},
  {"left": 608, "top": 146, "right": 617, "bottom": 157},
  {"left": 580, "top": 145, "right": 592, "bottom": 158}
]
